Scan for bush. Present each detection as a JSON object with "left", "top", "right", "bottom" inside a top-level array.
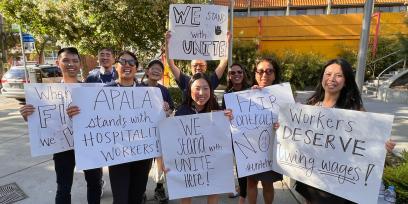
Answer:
[
  {"left": 383, "top": 150, "right": 408, "bottom": 203},
  {"left": 168, "top": 87, "right": 183, "bottom": 109},
  {"left": 280, "top": 50, "right": 325, "bottom": 90}
]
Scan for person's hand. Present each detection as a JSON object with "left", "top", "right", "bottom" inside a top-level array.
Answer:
[
  {"left": 163, "top": 102, "right": 172, "bottom": 117},
  {"left": 273, "top": 122, "right": 280, "bottom": 130},
  {"left": 66, "top": 105, "right": 80, "bottom": 118},
  {"left": 165, "top": 31, "right": 171, "bottom": 45},
  {"left": 251, "top": 85, "right": 262, "bottom": 90},
  {"left": 20, "top": 104, "right": 35, "bottom": 121},
  {"left": 226, "top": 31, "right": 232, "bottom": 44},
  {"left": 224, "top": 109, "right": 233, "bottom": 121},
  {"left": 163, "top": 102, "right": 170, "bottom": 112},
  {"left": 385, "top": 139, "right": 396, "bottom": 153}
]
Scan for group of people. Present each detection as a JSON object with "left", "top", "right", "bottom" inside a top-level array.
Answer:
[{"left": 19, "top": 31, "right": 396, "bottom": 204}]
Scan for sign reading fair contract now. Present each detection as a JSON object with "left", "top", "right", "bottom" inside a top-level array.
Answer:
[
  {"left": 273, "top": 103, "right": 394, "bottom": 204},
  {"left": 224, "top": 83, "right": 295, "bottom": 177},
  {"left": 24, "top": 83, "right": 103, "bottom": 157},
  {"left": 72, "top": 87, "right": 166, "bottom": 170},
  {"left": 168, "top": 4, "right": 228, "bottom": 60}
]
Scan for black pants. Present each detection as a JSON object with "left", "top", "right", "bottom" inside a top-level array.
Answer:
[
  {"left": 109, "top": 159, "right": 153, "bottom": 204},
  {"left": 53, "top": 150, "right": 103, "bottom": 204}
]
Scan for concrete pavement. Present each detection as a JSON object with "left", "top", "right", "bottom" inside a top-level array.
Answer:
[
  {"left": 0, "top": 95, "right": 299, "bottom": 204},
  {"left": 1, "top": 91, "right": 407, "bottom": 204}
]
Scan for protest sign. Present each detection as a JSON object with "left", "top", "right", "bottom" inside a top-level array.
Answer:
[
  {"left": 168, "top": 4, "right": 228, "bottom": 60},
  {"left": 24, "top": 83, "right": 103, "bottom": 157},
  {"left": 72, "top": 87, "right": 165, "bottom": 170},
  {"left": 273, "top": 103, "right": 394, "bottom": 204},
  {"left": 223, "top": 83, "right": 295, "bottom": 177},
  {"left": 159, "top": 112, "right": 235, "bottom": 200}
]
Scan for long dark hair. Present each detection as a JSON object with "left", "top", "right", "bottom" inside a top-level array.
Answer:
[
  {"left": 253, "top": 57, "right": 281, "bottom": 85},
  {"left": 226, "top": 63, "right": 250, "bottom": 91},
  {"left": 183, "top": 73, "right": 220, "bottom": 112},
  {"left": 307, "top": 58, "right": 363, "bottom": 110}
]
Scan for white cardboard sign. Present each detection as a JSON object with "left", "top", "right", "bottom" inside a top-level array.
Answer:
[
  {"left": 273, "top": 103, "right": 394, "bottom": 204},
  {"left": 72, "top": 87, "right": 165, "bottom": 170},
  {"left": 223, "top": 83, "right": 295, "bottom": 177},
  {"left": 24, "top": 83, "right": 103, "bottom": 157},
  {"left": 159, "top": 112, "right": 235, "bottom": 200},
  {"left": 168, "top": 4, "right": 228, "bottom": 60}
]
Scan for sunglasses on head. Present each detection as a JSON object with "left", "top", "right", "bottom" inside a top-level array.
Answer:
[
  {"left": 255, "top": 69, "right": 274, "bottom": 75},
  {"left": 229, "top": 70, "right": 243, "bottom": 75},
  {"left": 117, "top": 58, "right": 137, "bottom": 66}
]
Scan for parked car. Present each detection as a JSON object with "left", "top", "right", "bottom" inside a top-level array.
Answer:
[{"left": 0, "top": 65, "right": 62, "bottom": 101}]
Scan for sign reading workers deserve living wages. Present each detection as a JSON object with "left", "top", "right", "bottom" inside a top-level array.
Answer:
[
  {"left": 72, "top": 87, "right": 165, "bottom": 170},
  {"left": 273, "top": 103, "right": 394, "bottom": 204},
  {"left": 224, "top": 83, "right": 295, "bottom": 177},
  {"left": 24, "top": 83, "right": 103, "bottom": 157},
  {"left": 159, "top": 112, "right": 235, "bottom": 200},
  {"left": 168, "top": 4, "right": 228, "bottom": 60}
]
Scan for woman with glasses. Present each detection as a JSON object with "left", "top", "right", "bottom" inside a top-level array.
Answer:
[
  {"left": 68, "top": 51, "right": 152, "bottom": 204},
  {"left": 247, "top": 57, "right": 282, "bottom": 204},
  {"left": 222, "top": 63, "right": 250, "bottom": 204},
  {"left": 295, "top": 58, "right": 396, "bottom": 204}
]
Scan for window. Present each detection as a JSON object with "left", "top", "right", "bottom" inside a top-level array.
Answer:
[
  {"left": 296, "top": 9, "right": 307, "bottom": 15},
  {"left": 268, "top": 10, "right": 285, "bottom": 16},
  {"left": 347, "top": 7, "right": 357, "bottom": 13}
]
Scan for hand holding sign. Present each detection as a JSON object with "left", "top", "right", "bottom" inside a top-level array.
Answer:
[
  {"left": 273, "top": 103, "right": 394, "bottom": 204},
  {"left": 168, "top": 4, "right": 228, "bottom": 60}
]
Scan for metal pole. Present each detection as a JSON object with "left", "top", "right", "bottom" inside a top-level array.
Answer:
[
  {"left": 18, "top": 24, "right": 28, "bottom": 83},
  {"left": 0, "top": 15, "right": 4, "bottom": 77},
  {"left": 326, "top": 0, "right": 332, "bottom": 15},
  {"left": 355, "top": 0, "right": 374, "bottom": 91},
  {"left": 228, "top": 0, "right": 234, "bottom": 67}
]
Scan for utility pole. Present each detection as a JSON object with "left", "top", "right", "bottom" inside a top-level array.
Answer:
[
  {"left": 356, "top": 0, "right": 374, "bottom": 91},
  {"left": 18, "top": 24, "right": 28, "bottom": 82},
  {"left": 228, "top": 0, "right": 234, "bottom": 68},
  {"left": 0, "top": 15, "right": 4, "bottom": 77}
]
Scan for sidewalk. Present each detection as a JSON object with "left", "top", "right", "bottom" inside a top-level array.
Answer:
[{"left": 1, "top": 91, "right": 407, "bottom": 204}]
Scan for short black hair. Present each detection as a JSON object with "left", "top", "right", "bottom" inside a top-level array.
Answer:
[
  {"left": 57, "top": 47, "right": 80, "bottom": 59},
  {"left": 147, "top": 59, "right": 164, "bottom": 70},
  {"left": 98, "top": 47, "right": 114, "bottom": 55}
]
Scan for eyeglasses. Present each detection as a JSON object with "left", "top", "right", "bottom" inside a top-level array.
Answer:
[
  {"left": 255, "top": 69, "right": 274, "bottom": 75},
  {"left": 117, "top": 58, "right": 137, "bottom": 66},
  {"left": 229, "top": 70, "right": 243, "bottom": 75}
]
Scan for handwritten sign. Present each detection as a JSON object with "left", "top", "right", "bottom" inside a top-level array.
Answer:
[
  {"left": 273, "top": 103, "right": 394, "bottom": 204},
  {"left": 72, "top": 87, "right": 166, "bottom": 170},
  {"left": 168, "top": 4, "right": 228, "bottom": 60},
  {"left": 223, "top": 83, "right": 295, "bottom": 177},
  {"left": 24, "top": 83, "right": 103, "bottom": 157},
  {"left": 159, "top": 112, "right": 235, "bottom": 200}
]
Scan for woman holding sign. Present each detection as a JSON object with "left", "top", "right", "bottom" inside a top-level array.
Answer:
[
  {"left": 295, "top": 58, "right": 396, "bottom": 204},
  {"left": 68, "top": 51, "right": 152, "bottom": 204},
  {"left": 247, "top": 58, "right": 282, "bottom": 204},
  {"left": 168, "top": 72, "right": 232, "bottom": 204},
  {"left": 222, "top": 63, "right": 250, "bottom": 204}
]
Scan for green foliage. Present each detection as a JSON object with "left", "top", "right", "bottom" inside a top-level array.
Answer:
[
  {"left": 337, "top": 37, "right": 404, "bottom": 80},
  {"left": 383, "top": 150, "right": 408, "bottom": 204},
  {"left": 0, "top": 0, "right": 171, "bottom": 59},
  {"left": 168, "top": 87, "right": 183, "bottom": 109},
  {"left": 280, "top": 50, "right": 325, "bottom": 90}
]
